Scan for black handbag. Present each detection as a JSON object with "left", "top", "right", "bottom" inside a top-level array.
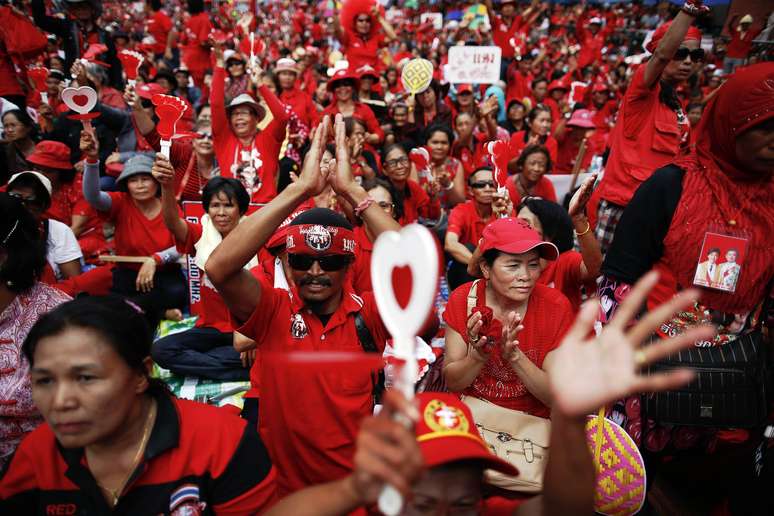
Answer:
[{"left": 643, "top": 331, "right": 772, "bottom": 428}]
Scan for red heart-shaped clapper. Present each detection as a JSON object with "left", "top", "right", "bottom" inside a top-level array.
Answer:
[
  {"left": 156, "top": 103, "right": 184, "bottom": 139},
  {"left": 391, "top": 265, "right": 413, "bottom": 310},
  {"left": 72, "top": 95, "right": 90, "bottom": 107}
]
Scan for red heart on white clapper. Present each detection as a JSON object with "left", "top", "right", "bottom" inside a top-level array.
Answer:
[{"left": 62, "top": 86, "right": 98, "bottom": 115}]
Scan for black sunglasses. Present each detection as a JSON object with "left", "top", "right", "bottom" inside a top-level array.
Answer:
[
  {"left": 672, "top": 48, "right": 705, "bottom": 63},
  {"left": 196, "top": 131, "right": 212, "bottom": 140},
  {"left": 288, "top": 253, "right": 351, "bottom": 272},
  {"left": 470, "top": 181, "right": 496, "bottom": 189},
  {"left": 8, "top": 191, "right": 45, "bottom": 208}
]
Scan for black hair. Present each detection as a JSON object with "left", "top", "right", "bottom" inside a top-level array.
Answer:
[
  {"left": 289, "top": 207, "right": 353, "bottom": 230},
  {"left": 708, "top": 247, "right": 721, "bottom": 255},
  {"left": 202, "top": 177, "right": 250, "bottom": 215},
  {"left": 527, "top": 104, "right": 552, "bottom": 125},
  {"left": 153, "top": 70, "right": 177, "bottom": 91},
  {"left": 8, "top": 174, "right": 52, "bottom": 210},
  {"left": 514, "top": 144, "right": 553, "bottom": 174},
  {"left": 381, "top": 142, "right": 409, "bottom": 163},
  {"left": 517, "top": 197, "right": 574, "bottom": 253},
  {"left": 380, "top": 143, "right": 412, "bottom": 212},
  {"left": 424, "top": 123, "right": 455, "bottom": 146},
  {"left": 362, "top": 177, "right": 403, "bottom": 222},
  {"left": 531, "top": 77, "right": 548, "bottom": 90},
  {"left": 468, "top": 167, "right": 493, "bottom": 185},
  {"left": 344, "top": 116, "right": 367, "bottom": 136},
  {"left": 187, "top": 0, "right": 204, "bottom": 15},
  {"left": 658, "top": 80, "right": 682, "bottom": 113},
  {"left": 2, "top": 109, "right": 40, "bottom": 142},
  {"left": 148, "top": 0, "right": 162, "bottom": 11},
  {"left": 482, "top": 248, "right": 501, "bottom": 266},
  {"left": 22, "top": 295, "right": 167, "bottom": 392},
  {"left": 0, "top": 193, "right": 47, "bottom": 293}
]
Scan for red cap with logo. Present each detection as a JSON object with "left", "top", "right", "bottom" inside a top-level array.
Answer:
[
  {"left": 415, "top": 393, "right": 517, "bottom": 475},
  {"left": 480, "top": 218, "right": 559, "bottom": 260}
]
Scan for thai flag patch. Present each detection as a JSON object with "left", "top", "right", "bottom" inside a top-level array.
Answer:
[{"left": 170, "top": 484, "right": 206, "bottom": 515}]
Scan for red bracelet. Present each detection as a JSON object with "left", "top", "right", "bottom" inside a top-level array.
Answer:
[{"left": 354, "top": 196, "right": 375, "bottom": 218}]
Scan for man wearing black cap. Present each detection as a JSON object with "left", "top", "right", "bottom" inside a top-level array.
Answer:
[{"left": 207, "top": 115, "right": 427, "bottom": 496}]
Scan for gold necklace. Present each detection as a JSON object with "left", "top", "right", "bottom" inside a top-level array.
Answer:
[{"left": 96, "top": 400, "right": 157, "bottom": 508}]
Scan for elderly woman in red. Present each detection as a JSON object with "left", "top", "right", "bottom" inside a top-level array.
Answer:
[
  {"left": 321, "top": 68, "right": 384, "bottom": 146},
  {"left": 505, "top": 144, "right": 557, "bottom": 207},
  {"left": 599, "top": 62, "right": 774, "bottom": 513},
  {"left": 276, "top": 57, "right": 319, "bottom": 130},
  {"left": 334, "top": 0, "right": 397, "bottom": 71},
  {"left": 210, "top": 42, "right": 289, "bottom": 204},
  {"left": 443, "top": 218, "right": 574, "bottom": 419},
  {"left": 593, "top": 2, "right": 706, "bottom": 251}
]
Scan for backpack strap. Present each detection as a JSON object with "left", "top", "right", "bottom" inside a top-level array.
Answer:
[{"left": 355, "top": 312, "right": 385, "bottom": 405}]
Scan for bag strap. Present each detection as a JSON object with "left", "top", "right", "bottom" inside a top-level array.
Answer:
[
  {"left": 355, "top": 312, "right": 385, "bottom": 405},
  {"left": 466, "top": 280, "right": 479, "bottom": 319}
]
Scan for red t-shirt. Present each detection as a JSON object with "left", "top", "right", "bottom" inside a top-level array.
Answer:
[
  {"left": 176, "top": 221, "right": 234, "bottom": 333},
  {"left": 726, "top": 28, "right": 761, "bottom": 59},
  {"left": 104, "top": 193, "right": 175, "bottom": 265},
  {"left": 537, "top": 251, "right": 584, "bottom": 313},
  {"left": 491, "top": 15, "right": 525, "bottom": 59},
  {"left": 397, "top": 179, "right": 441, "bottom": 226},
  {"left": 352, "top": 225, "right": 373, "bottom": 295},
  {"left": 147, "top": 10, "right": 173, "bottom": 55},
  {"left": 237, "top": 272, "right": 390, "bottom": 496},
  {"left": 443, "top": 280, "right": 573, "bottom": 417},
  {"left": 505, "top": 175, "right": 557, "bottom": 207},
  {"left": 508, "top": 131, "right": 559, "bottom": 168},
  {"left": 340, "top": 31, "right": 386, "bottom": 71},
  {"left": 447, "top": 200, "right": 497, "bottom": 247},
  {"left": 182, "top": 13, "right": 212, "bottom": 76}
]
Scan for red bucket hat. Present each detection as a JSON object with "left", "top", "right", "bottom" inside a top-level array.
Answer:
[
  {"left": 415, "top": 393, "right": 518, "bottom": 475},
  {"left": 327, "top": 68, "right": 360, "bottom": 91},
  {"left": 480, "top": 218, "right": 559, "bottom": 260},
  {"left": 26, "top": 140, "right": 72, "bottom": 171}
]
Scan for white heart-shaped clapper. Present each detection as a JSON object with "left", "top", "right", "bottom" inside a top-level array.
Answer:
[
  {"left": 370, "top": 223, "right": 438, "bottom": 344},
  {"left": 61, "top": 86, "right": 98, "bottom": 115}
]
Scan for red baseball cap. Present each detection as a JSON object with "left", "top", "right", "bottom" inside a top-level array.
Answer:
[
  {"left": 456, "top": 83, "right": 473, "bottom": 94},
  {"left": 592, "top": 81, "right": 609, "bottom": 93},
  {"left": 547, "top": 79, "right": 569, "bottom": 93},
  {"left": 480, "top": 218, "right": 559, "bottom": 260},
  {"left": 137, "top": 82, "right": 167, "bottom": 100},
  {"left": 26, "top": 140, "right": 72, "bottom": 171},
  {"left": 415, "top": 393, "right": 517, "bottom": 476},
  {"left": 327, "top": 68, "right": 360, "bottom": 91},
  {"left": 567, "top": 109, "right": 595, "bottom": 129}
]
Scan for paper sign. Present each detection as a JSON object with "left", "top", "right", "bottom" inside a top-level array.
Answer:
[
  {"left": 420, "top": 12, "right": 443, "bottom": 30},
  {"left": 445, "top": 46, "right": 501, "bottom": 84}
]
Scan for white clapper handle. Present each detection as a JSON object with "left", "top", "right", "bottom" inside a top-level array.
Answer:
[
  {"left": 160, "top": 140, "right": 172, "bottom": 160},
  {"left": 370, "top": 224, "right": 439, "bottom": 515}
]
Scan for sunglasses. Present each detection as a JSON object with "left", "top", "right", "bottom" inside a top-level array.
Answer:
[
  {"left": 288, "top": 253, "right": 351, "bottom": 272},
  {"left": 672, "top": 48, "right": 705, "bottom": 63},
  {"left": 470, "top": 181, "right": 496, "bottom": 189},
  {"left": 8, "top": 191, "right": 44, "bottom": 208},
  {"left": 196, "top": 131, "right": 213, "bottom": 140},
  {"left": 384, "top": 156, "right": 409, "bottom": 169}
]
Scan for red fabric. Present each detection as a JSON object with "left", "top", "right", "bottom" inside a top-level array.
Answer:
[
  {"left": 144, "top": 129, "right": 204, "bottom": 202},
  {"left": 661, "top": 63, "right": 774, "bottom": 313},
  {"left": 598, "top": 65, "right": 690, "bottom": 207},
  {"left": 104, "top": 192, "right": 176, "bottom": 266},
  {"left": 352, "top": 225, "right": 373, "bottom": 294},
  {"left": 538, "top": 251, "right": 584, "bottom": 313},
  {"left": 505, "top": 175, "right": 557, "bottom": 207},
  {"left": 726, "top": 27, "right": 762, "bottom": 59},
  {"left": 237, "top": 271, "right": 390, "bottom": 496},
  {"left": 147, "top": 10, "right": 173, "bottom": 55},
  {"left": 176, "top": 221, "right": 234, "bottom": 333},
  {"left": 508, "top": 131, "right": 558, "bottom": 166},
  {"left": 447, "top": 200, "right": 498, "bottom": 247},
  {"left": 645, "top": 22, "right": 702, "bottom": 54},
  {"left": 182, "top": 13, "right": 212, "bottom": 83},
  {"left": 211, "top": 67, "right": 290, "bottom": 203},
  {"left": 555, "top": 130, "right": 603, "bottom": 174},
  {"left": 280, "top": 86, "right": 319, "bottom": 129},
  {"left": 491, "top": 15, "right": 525, "bottom": 59},
  {"left": 397, "top": 179, "right": 441, "bottom": 225},
  {"left": 320, "top": 101, "right": 384, "bottom": 143},
  {"left": 443, "top": 281, "right": 573, "bottom": 417}
]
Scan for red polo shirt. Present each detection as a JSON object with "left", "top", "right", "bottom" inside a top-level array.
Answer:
[
  {"left": 0, "top": 391, "right": 277, "bottom": 514},
  {"left": 176, "top": 221, "right": 234, "bottom": 333},
  {"left": 537, "top": 251, "right": 584, "bottom": 313},
  {"left": 505, "top": 175, "right": 557, "bottom": 207},
  {"left": 340, "top": 31, "right": 386, "bottom": 71},
  {"left": 352, "top": 226, "right": 374, "bottom": 294},
  {"left": 447, "top": 200, "right": 498, "bottom": 247},
  {"left": 237, "top": 271, "right": 390, "bottom": 496}
]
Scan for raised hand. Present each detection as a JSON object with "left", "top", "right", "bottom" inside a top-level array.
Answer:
[
  {"left": 124, "top": 84, "right": 142, "bottom": 112},
  {"left": 79, "top": 129, "right": 99, "bottom": 159},
  {"left": 548, "top": 271, "right": 716, "bottom": 418},
  {"left": 295, "top": 116, "right": 331, "bottom": 197},
  {"left": 568, "top": 173, "right": 596, "bottom": 218},
  {"left": 327, "top": 114, "right": 358, "bottom": 197},
  {"left": 151, "top": 153, "right": 176, "bottom": 188}
]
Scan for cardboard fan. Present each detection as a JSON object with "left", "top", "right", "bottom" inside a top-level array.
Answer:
[
  {"left": 370, "top": 224, "right": 439, "bottom": 515},
  {"left": 401, "top": 58, "right": 434, "bottom": 95},
  {"left": 27, "top": 66, "right": 49, "bottom": 103},
  {"left": 118, "top": 50, "right": 144, "bottom": 86},
  {"left": 151, "top": 94, "right": 187, "bottom": 158},
  {"left": 62, "top": 86, "right": 100, "bottom": 133}
]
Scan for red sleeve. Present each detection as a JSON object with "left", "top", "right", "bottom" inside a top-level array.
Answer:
[
  {"left": 106, "top": 191, "right": 124, "bottom": 219},
  {"left": 556, "top": 251, "right": 583, "bottom": 293},
  {"left": 161, "top": 13, "right": 173, "bottom": 32},
  {"left": 446, "top": 203, "right": 466, "bottom": 236},
  {"left": 442, "top": 282, "right": 473, "bottom": 337},
  {"left": 621, "top": 66, "right": 657, "bottom": 139},
  {"left": 358, "top": 104, "right": 384, "bottom": 143},
  {"left": 236, "top": 272, "right": 283, "bottom": 345},
  {"left": 211, "top": 66, "right": 228, "bottom": 138},
  {"left": 176, "top": 220, "right": 203, "bottom": 254},
  {"left": 359, "top": 292, "right": 390, "bottom": 352},
  {"left": 257, "top": 84, "right": 290, "bottom": 142},
  {"left": 536, "top": 176, "right": 557, "bottom": 202}
]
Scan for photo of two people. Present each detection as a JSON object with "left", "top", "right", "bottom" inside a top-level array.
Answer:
[{"left": 693, "top": 233, "right": 747, "bottom": 293}]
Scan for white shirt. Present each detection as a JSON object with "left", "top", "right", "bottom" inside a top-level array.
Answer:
[{"left": 46, "top": 219, "right": 83, "bottom": 280}]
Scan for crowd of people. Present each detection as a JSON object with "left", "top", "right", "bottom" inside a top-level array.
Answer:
[{"left": 0, "top": 0, "right": 772, "bottom": 514}]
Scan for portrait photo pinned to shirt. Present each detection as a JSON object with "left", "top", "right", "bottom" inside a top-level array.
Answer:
[{"left": 692, "top": 232, "right": 747, "bottom": 293}]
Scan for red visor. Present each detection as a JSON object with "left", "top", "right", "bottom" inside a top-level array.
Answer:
[{"left": 286, "top": 224, "right": 356, "bottom": 256}]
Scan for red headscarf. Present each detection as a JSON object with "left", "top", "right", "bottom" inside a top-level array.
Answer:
[
  {"left": 645, "top": 22, "right": 702, "bottom": 53},
  {"left": 662, "top": 63, "right": 774, "bottom": 313}
]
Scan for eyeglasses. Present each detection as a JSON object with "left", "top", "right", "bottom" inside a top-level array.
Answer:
[
  {"left": 470, "top": 181, "right": 496, "bottom": 189},
  {"left": 8, "top": 191, "right": 44, "bottom": 208},
  {"left": 672, "top": 48, "right": 705, "bottom": 63},
  {"left": 384, "top": 156, "right": 409, "bottom": 169},
  {"left": 377, "top": 201, "right": 394, "bottom": 211},
  {"left": 287, "top": 253, "right": 351, "bottom": 272}
]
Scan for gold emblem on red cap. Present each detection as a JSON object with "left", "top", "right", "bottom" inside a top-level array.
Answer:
[{"left": 424, "top": 399, "right": 469, "bottom": 434}]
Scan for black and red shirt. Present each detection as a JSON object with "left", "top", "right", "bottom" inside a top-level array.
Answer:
[{"left": 0, "top": 391, "right": 277, "bottom": 514}]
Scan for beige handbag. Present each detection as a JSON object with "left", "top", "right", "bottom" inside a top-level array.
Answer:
[{"left": 462, "top": 281, "right": 551, "bottom": 493}]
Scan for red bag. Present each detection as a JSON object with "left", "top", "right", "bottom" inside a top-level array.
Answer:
[{"left": 0, "top": 6, "right": 48, "bottom": 59}]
